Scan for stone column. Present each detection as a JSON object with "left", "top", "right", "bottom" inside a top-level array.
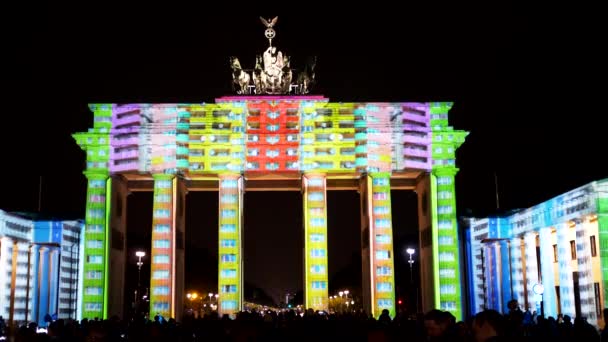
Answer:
[
  {"left": 218, "top": 174, "right": 244, "bottom": 317},
  {"left": 81, "top": 171, "right": 110, "bottom": 319},
  {"left": 149, "top": 173, "right": 176, "bottom": 319},
  {"left": 524, "top": 232, "right": 539, "bottom": 311},
  {"left": 539, "top": 227, "right": 558, "bottom": 318},
  {"left": 510, "top": 237, "right": 525, "bottom": 310},
  {"left": 303, "top": 173, "right": 329, "bottom": 311},
  {"left": 360, "top": 173, "right": 396, "bottom": 318},
  {"left": 556, "top": 222, "right": 576, "bottom": 318},
  {"left": 576, "top": 218, "right": 597, "bottom": 325}
]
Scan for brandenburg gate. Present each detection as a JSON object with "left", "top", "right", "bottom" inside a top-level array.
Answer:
[{"left": 72, "top": 17, "right": 468, "bottom": 321}]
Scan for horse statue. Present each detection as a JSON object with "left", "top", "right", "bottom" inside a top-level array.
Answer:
[
  {"left": 230, "top": 56, "right": 251, "bottom": 94},
  {"left": 252, "top": 55, "right": 266, "bottom": 94},
  {"left": 296, "top": 56, "right": 317, "bottom": 94}
]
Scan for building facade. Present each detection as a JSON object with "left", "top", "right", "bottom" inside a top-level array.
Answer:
[
  {"left": 0, "top": 210, "right": 84, "bottom": 325},
  {"left": 464, "top": 179, "right": 608, "bottom": 326}
]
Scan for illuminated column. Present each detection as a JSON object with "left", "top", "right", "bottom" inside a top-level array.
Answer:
[
  {"left": 108, "top": 175, "right": 129, "bottom": 319},
  {"left": 149, "top": 173, "right": 176, "bottom": 319},
  {"left": 539, "top": 227, "right": 558, "bottom": 318},
  {"left": 360, "top": 173, "right": 396, "bottom": 318},
  {"left": 523, "top": 232, "right": 539, "bottom": 310},
  {"left": 499, "top": 240, "right": 513, "bottom": 312},
  {"left": 218, "top": 174, "right": 244, "bottom": 316},
  {"left": 81, "top": 171, "right": 111, "bottom": 319},
  {"left": 510, "top": 237, "right": 525, "bottom": 310},
  {"left": 431, "top": 169, "right": 462, "bottom": 320},
  {"left": 575, "top": 218, "right": 597, "bottom": 325},
  {"left": 556, "top": 222, "right": 576, "bottom": 317},
  {"left": 303, "top": 173, "right": 329, "bottom": 311}
]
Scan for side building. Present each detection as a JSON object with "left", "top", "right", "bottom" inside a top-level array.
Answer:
[
  {"left": 0, "top": 210, "right": 85, "bottom": 326},
  {"left": 462, "top": 178, "right": 608, "bottom": 327}
]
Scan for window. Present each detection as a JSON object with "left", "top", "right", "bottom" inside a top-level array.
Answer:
[
  {"left": 153, "top": 240, "right": 170, "bottom": 248},
  {"left": 222, "top": 285, "right": 237, "bottom": 293},
  {"left": 553, "top": 244, "right": 558, "bottom": 262},
  {"left": 376, "top": 251, "right": 390, "bottom": 260},
  {"left": 376, "top": 235, "right": 391, "bottom": 244},
  {"left": 310, "top": 234, "right": 325, "bottom": 242},
  {"left": 312, "top": 281, "right": 326, "bottom": 289},
  {"left": 153, "top": 302, "right": 169, "bottom": 312},
  {"left": 87, "top": 255, "right": 103, "bottom": 264},
  {"left": 87, "top": 240, "right": 103, "bottom": 249},
  {"left": 220, "top": 239, "right": 236, "bottom": 248},
  {"left": 86, "top": 271, "right": 102, "bottom": 279},
  {"left": 310, "top": 265, "right": 326, "bottom": 274},
  {"left": 595, "top": 282, "right": 602, "bottom": 315},
  {"left": 153, "top": 271, "right": 169, "bottom": 279},
  {"left": 155, "top": 224, "right": 170, "bottom": 233},
  {"left": 221, "top": 254, "right": 237, "bottom": 262},
  {"left": 378, "top": 299, "right": 392, "bottom": 308},
  {"left": 221, "top": 269, "right": 237, "bottom": 278},
  {"left": 591, "top": 235, "right": 597, "bottom": 257},
  {"left": 377, "top": 266, "right": 392, "bottom": 276},
  {"left": 85, "top": 287, "right": 102, "bottom": 295},
  {"left": 221, "top": 300, "right": 238, "bottom": 310},
  {"left": 377, "top": 282, "right": 392, "bottom": 292},
  {"left": 311, "top": 249, "right": 326, "bottom": 258},
  {"left": 153, "top": 255, "right": 170, "bottom": 264},
  {"left": 220, "top": 224, "right": 236, "bottom": 233},
  {"left": 570, "top": 240, "right": 576, "bottom": 260},
  {"left": 85, "top": 303, "right": 102, "bottom": 312},
  {"left": 153, "top": 286, "right": 169, "bottom": 295}
]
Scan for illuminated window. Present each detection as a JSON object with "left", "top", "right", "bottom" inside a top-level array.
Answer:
[
  {"left": 438, "top": 220, "right": 452, "bottom": 230},
  {"left": 438, "top": 206, "right": 453, "bottom": 214},
  {"left": 375, "top": 235, "right": 390, "bottom": 244},
  {"left": 311, "top": 249, "right": 326, "bottom": 258},
  {"left": 434, "top": 147, "right": 443, "bottom": 154},
  {"left": 221, "top": 269, "right": 237, "bottom": 278},
  {"left": 373, "top": 192, "right": 388, "bottom": 201},
  {"left": 154, "top": 209, "right": 170, "bottom": 218},
  {"left": 153, "top": 286, "right": 169, "bottom": 295},
  {"left": 310, "top": 265, "right": 326, "bottom": 274},
  {"left": 220, "top": 239, "right": 236, "bottom": 248},
  {"left": 153, "top": 240, "right": 170, "bottom": 248},
  {"left": 591, "top": 235, "right": 597, "bottom": 257},
  {"left": 220, "top": 224, "right": 236, "bottom": 233},
  {"left": 221, "top": 209, "right": 236, "bottom": 218},
  {"left": 373, "top": 206, "right": 390, "bottom": 215},
  {"left": 221, "top": 300, "right": 238, "bottom": 310},
  {"left": 378, "top": 299, "right": 392, "bottom": 308},
  {"left": 376, "top": 251, "right": 390, "bottom": 260},
  {"left": 436, "top": 177, "right": 452, "bottom": 185},
  {"left": 439, "top": 269, "right": 455, "bottom": 278},
  {"left": 377, "top": 282, "right": 392, "bottom": 292},
  {"left": 310, "top": 234, "right": 325, "bottom": 242},
  {"left": 308, "top": 193, "right": 324, "bottom": 201},
  {"left": 439, "top": 252, "right": 455, "bottom": 262},
  {"left": 221, "top": 194, "right": 237, "bottom": 203},
  {"left": 153, "top": 302, "right": 169, "bottom": 312},
  {"left": 438, "top": 236, "right": 453, "bottom": 246},
  {"left": 87, "top": 240, "right": 103, "bottom": 249},
  {"left": 441, "top": 301, "right": 456, "bottom": 311},
  {"left": 153, "top": 255, "right": 170, "bottom": 264},
  {"left": 87, "top": 255, "right": 103, "bottom": 264},
  {"left": 440, "top": 284, "right": 456, "bottom": 294},
  {"left": 153, "top": 271, "right": 169, "bottom": 279},
  {"left": 156, "top": 180, "right": 172, "bottom": 189},
  {"left": 312, "top": 281, "right": 326, "bottom": 289},
  {"left": 437, "top": 191, "right": 452, "bottom": 199},
  {"left": 87, "top": 225, "right": 103, "bottom": 233},
  {"left": 155, "top": 224, "right": 170, "bottom": 233},
  {"left": 221, "top": 254, "right": 237, "bottom": 262},
  {"left": 86, "top": 271, "right": 102, "bottom": 279},
  {"left": 154, "top": 194, "right": 171, "bottom": 203},
  {"left": 375, "top": 218, "right": 391, "bottom": 228},
  {"left": 85, "top": 287, "right": 102, "bottom": 295},
  {"left": 222, "top": 285, "right": 237, "bottom": 293},
  {"left": 377, "top": 266, "right": 391, "bottom": 276},
  {"left": 85, "top": 303, "right": 102, "bottom": 311}
]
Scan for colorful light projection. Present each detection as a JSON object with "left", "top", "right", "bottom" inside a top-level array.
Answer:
[
  {"left": 73, "top": 98, "right": 468, "bottom": 320},
  {"left": 149, "top": 174, "right": 176, "bottom": 318}
]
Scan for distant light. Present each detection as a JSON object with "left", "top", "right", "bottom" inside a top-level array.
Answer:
[
  {"left": 136, "top": 251, "right": 146, "bottom": 257},
  {"left": 406, "top": 248, "right": 415, "bottom": 255}
]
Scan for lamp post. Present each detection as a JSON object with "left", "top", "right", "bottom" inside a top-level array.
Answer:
[
  {"left": 135, "top": 251, "right": 145, "bottom": 315},
  {"left": 406, "top": 248, "right": 415, "bottom": 284},
  {"left": 406, "top": 248, "right": 416, "bottom": 313}
]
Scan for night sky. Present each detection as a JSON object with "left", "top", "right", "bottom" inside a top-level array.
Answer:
[{"left": 3, "top": 4, "right": 603, "bottom": 305}]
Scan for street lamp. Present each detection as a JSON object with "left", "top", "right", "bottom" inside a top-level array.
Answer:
[
  {"left": 406, "top": 248, "right": 415, "bottom": 283},
  {"left": 134, "top": 251, "right": 145, "bottom": 314}
]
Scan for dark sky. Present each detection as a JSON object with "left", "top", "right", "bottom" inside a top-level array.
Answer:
[{"left": 3, "top": 4, "right": 603, "bottom": 304}]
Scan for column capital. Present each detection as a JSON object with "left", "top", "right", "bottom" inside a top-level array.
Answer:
[
  {"left": 83, "top": 170, "right": 109, "bottom": 180},
  {"left": 432, "top": 167, "right": 459, "bottom": 177},
  {"left": 218, "top": 172, "right": 243, "bottom": 180},
  {"left": 152, "top": 173, "right": 175, "bottom": 181},
  {"left": 368, "top": 172, "right": 391, "bottom": 179}
]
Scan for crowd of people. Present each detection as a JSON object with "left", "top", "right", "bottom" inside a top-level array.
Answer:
[{"left": 1, "top": 306, "right": 607, "bottom": 341}]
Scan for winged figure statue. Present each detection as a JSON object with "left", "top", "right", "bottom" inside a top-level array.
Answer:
[{"left": 260, "top": 16, "right": 278, "bottom": 28}]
